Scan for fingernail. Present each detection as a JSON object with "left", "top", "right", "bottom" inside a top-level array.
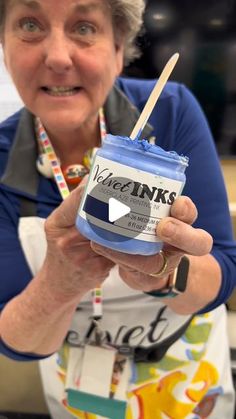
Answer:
[{"left": 161, "top": 221, "right": 176, "bottom": 238}]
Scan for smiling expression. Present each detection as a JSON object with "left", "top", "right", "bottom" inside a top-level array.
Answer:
[{"left": 2, "top": 0, "right": 124, "bottom": 135}]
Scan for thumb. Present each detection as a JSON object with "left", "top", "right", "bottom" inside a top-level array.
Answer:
[{"left": 48, "top": 174, "right": 89, "bottom": 229}]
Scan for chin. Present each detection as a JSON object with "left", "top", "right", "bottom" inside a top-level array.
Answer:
[{"left": 40, "top": 112, "right": 89, "bottom": 132}]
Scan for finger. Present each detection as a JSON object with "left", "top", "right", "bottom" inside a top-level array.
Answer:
[
  {"left": 118, "top": 266, "right": 169, "bottom": 292},
  {"left": 56, "top": 233, "right": 115, "bottom": 273},
  {"left": 170, "top": 196, "right": 198, "bottom": 225},
  {"left": 156, "top": 218, "right": 213, "bottom": 255},
  {"left": 56, "top": 226, "right": 91, "bottom": 250},
  {"left": 81, "top": 253, "right": 115, "bottom": 276},
  {"left": 91, "top": 242, "right": 180, "bottom": 275}
]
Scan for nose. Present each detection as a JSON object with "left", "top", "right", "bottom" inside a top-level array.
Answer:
[{"left": 44, "top": 32, "right": 73, "bottom": 74}]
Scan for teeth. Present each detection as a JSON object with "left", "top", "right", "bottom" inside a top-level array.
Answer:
[
  {"left": 44, "top": 86, "right": 79, "bottom": 96},
  {"left": 50, "top": 86, "right": 75, "bottom": 93}
]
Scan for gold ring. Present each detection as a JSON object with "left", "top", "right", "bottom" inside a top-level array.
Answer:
[{"left": 150, "top": 250, "right": 168, "bottom": 277}]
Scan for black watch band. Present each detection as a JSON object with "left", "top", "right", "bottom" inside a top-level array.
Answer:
[{"left": 145, "top": 256, "right": 190, "bottom": 299}]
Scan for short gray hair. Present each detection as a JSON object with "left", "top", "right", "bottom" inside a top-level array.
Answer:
[
  {"left": 108, "top": 0, "right": 146, "bottom": 64},
  {"left": 0, "top": 1, "right": 4, "bottom": 35},
  {"left": 0, "top": 0, "right": 146, "bottom": 64}
]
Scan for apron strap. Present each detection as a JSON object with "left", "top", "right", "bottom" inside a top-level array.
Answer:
[{"left": 19, "top": 196, "right": 37, "bottom": 217}]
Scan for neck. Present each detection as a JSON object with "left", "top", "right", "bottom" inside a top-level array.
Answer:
[{"left": 43, "top": 116, "right": 101, "bottom": 166}]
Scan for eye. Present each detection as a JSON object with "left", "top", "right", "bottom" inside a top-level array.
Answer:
[
  {"left": 73, "top": 22, "right": 96, "bottom": 37},
  {"left": 19, "top": 18, "right": 42, "bottom": 33}
]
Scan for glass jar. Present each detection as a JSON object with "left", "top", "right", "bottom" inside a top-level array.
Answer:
[{"left": 76, "top": 134, "right": 188, "bottom": 255}]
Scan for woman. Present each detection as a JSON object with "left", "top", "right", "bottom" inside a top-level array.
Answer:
[{"left": 0, "top": 0, "right": 235, "bottom": 418}]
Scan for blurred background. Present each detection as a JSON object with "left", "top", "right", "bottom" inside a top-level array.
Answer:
[{"left": 124, "top": 0, "right": 236, "bottom": 158}]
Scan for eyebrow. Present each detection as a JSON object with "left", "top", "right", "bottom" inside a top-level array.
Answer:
[
  {"left": 9, "top": 0, "right": 107, "bottom": 13},
  {"left": 9, "top": 0, "right": 41, "bottom": 10},
  {"left": 73, "top": 2, "right": 109, "bottom": 14}
]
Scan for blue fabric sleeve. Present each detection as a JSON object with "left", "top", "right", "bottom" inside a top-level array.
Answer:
[
  {"left": 0, "top": 189, "right": 50, "bottom": 360},
  {"left": 0, "top": 189, "right": 54, "bottom": 360},
  {"left": 0, "top": 337, "right": 53, "bottom": 361},
  {"left": 120, "top": 78, "right": 236, "bottom": 312},
  {"left": 0, "top": 188, "right": 33, "bottom": 310},
  {"left": 169, "top": 84, "right": 236, "bottom": 312}
]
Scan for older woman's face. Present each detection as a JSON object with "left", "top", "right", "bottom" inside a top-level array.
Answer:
[{"left": 2, "top": 0, "right": 124, "bottom": 132}]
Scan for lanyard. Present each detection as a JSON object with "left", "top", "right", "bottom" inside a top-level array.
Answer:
[{"left": 35, "top": 109, "right": 107, "bottom": 334}]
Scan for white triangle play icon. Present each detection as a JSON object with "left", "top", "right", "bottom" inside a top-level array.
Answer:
[{"left": 108, "top": 198, "right": 131, "bottom": 222}]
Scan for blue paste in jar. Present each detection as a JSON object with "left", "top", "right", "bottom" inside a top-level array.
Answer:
[{"left": 76, "top": 134, "right": 188, "bottom": 255}]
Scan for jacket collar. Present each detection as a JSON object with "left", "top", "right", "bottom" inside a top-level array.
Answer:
[
  {"left": 1, "top": 84, "right": 154, "bottom": 196},
  {"left": 104, "top": 84, "right": 153, "bottom": 139}
]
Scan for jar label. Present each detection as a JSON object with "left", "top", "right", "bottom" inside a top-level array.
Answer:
[{"left": 79, "top": 155, "right": 184, "bottom": 242}]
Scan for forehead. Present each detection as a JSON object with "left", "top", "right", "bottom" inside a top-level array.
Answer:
[{"left": 7, "top": 0, "right": 110, "bottom": 14}]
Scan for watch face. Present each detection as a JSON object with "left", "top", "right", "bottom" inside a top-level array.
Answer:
[
  {"left": 145, "top": 256, "right": 189, "bottom": 299},
  {"left": 173, "top": 256, "right": 189, "bottom": 293}
]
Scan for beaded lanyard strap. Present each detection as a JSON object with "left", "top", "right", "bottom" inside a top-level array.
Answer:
[{"left": 35, "top": 108, "right": 107, "bottom": 331}]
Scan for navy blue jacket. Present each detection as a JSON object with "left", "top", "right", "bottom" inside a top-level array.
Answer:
[{"left": 0, "top": 78, "right": 236, "bottom": 360}]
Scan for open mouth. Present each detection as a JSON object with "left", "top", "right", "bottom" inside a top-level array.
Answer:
[{"left": 41, "top": 86, "right": 81, "bottom": 96}]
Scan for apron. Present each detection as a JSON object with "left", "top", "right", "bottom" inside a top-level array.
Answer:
[{"left": 19, "top": 216, "right": 235, "bottom": 419}]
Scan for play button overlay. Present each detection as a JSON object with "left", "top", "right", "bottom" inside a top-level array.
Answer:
[
  {"left": 83, "top": 176, "right": 152, "bottom": 242},
  {"left": 108, "top": 198, "right": 131, "bottom": 222}
]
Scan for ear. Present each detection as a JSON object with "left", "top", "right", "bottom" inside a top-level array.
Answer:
[
  {"left": 0, "top": 41, "right": 6, "bottom": 67},
  {"left": 0, "top": 31, "right": 5, "bottom": 49},
  {"left": 115, "top": 41, "right": 125, "bottom": 77}
]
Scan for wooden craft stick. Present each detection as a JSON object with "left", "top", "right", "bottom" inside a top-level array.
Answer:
[{"left": 130, "top": 53, "right": 179, "bottom": 140}]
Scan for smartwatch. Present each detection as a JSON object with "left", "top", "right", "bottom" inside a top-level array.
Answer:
[{"left": 145, "top": 256, "right": 190, "bottom": 298}]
